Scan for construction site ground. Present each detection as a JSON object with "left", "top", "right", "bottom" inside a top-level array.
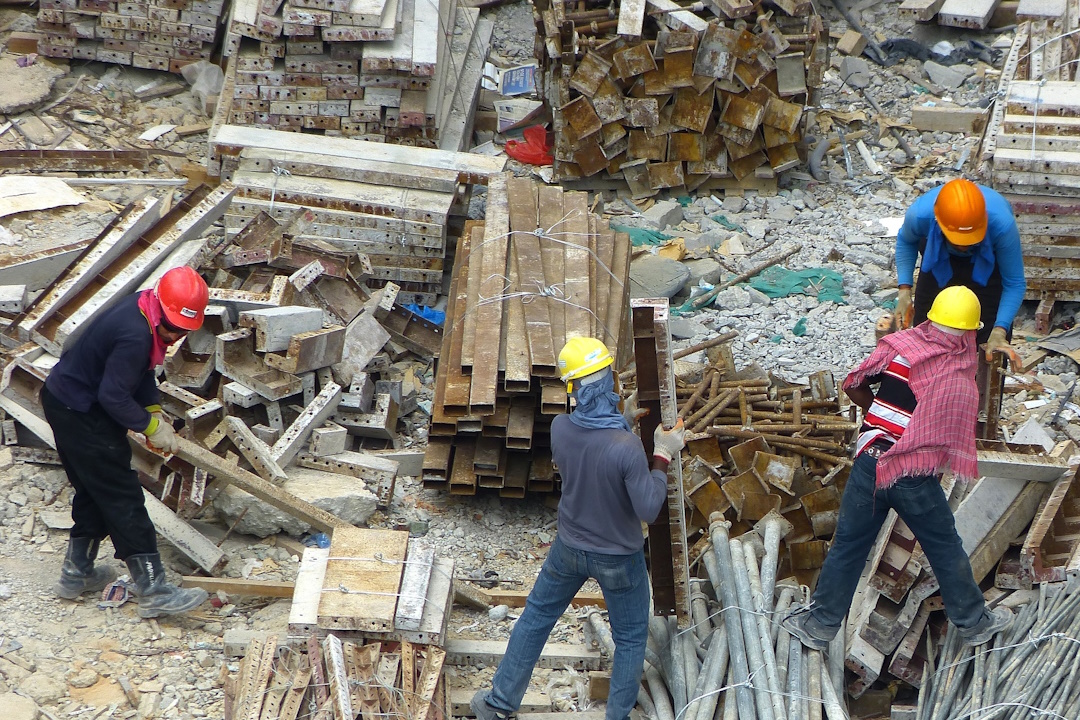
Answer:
[{"left": 1, "top": 1, "right": 1077, "bottom": 719}]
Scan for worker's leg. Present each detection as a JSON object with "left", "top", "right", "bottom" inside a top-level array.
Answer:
[
  {"left": 41, "top": 387, "right": 158, "bottom": 559},
  {"left": 484, "top": 534, "right": 587, "bottom": 715},
  {"left": 801, "top": 452, "right": 891, "bottom": 639},
  {"left": 588, "top": 548, "right": 649, "bottom": 720},
  {"left": 891, "top": 474, "right": 986, "bottom": 632}
]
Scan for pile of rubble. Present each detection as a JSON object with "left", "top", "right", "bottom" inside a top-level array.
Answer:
[{"left": 531, "top": 0, "right": 826, "bottom": 195}]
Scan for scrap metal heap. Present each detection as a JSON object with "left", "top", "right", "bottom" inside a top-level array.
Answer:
[
  {"left": 215, "top": 0, "right": 491, "bottom": 149},
  {"left": 423, "top": 173, "right": 634, "bottom": 496},
  {"left": 35, "top": 0, "right": 223, "bottom": 72},
  {"left": 530, "top": 0, "right": 827, "bottom": 195},
  {"left": 982, "top": 5, "right": 1080, "bottom": 332}
]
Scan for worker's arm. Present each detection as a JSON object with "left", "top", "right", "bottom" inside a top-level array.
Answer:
[
  {"left": 622, "top": 444, "right": 668, "bottom": 524},
  {"left": 845, "top": 383, "right": 875, "bottom": 414},
  {"left": 990, "top": 220, "right": 1026, "bottom": 330},
  {"left": 98, "top": 337, "right": 156, "bottom": 432},
  {"left": 896, "top": 194, "right": 935, "bottom": 287}
]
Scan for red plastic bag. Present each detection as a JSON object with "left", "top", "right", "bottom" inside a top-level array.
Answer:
[{"left": 505, "top": 125, "right": 553, "bottom": 166}]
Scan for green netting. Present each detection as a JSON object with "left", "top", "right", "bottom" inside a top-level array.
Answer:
[
  {"left": 611, "top": 224, "right": 672, "bottom": 247},
  {"left": 748, "top": 267, "right": 847, "bottom": 304}
]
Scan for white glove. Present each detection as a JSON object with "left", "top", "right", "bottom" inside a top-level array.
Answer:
[
  {"left": 146, "top": 415, "right": 178, "bottom": 454},
  {"left": 622, "top": 390, "right": 648, "bottom": 427},
  {"left": 653, "top": 419, "right": 686, "bottom": 463}
]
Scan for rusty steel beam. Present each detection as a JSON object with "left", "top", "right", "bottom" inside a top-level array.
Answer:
[{"left": 0, "top": 149, "right": 151, "bottom": 172}]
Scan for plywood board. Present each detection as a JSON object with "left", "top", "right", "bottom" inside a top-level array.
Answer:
[{"left": 319, "top": 527, "right": 410, "bottom": 632}]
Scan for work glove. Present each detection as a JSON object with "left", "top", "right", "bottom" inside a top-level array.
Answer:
[
  {"left": 896, "top": 287, "right": 913, "bottom": 330},
  {"left": 653, "top": 418, "right": 686, "bottom": 463},
  {"left": 986, "top": 326, "right": 1021, "bottom": 366},
  {"left": 622, "top": 390, "right": 648, "bottom": 428},
  {"left": 146, "top": 414, "right": 178, "bottom": 454}
]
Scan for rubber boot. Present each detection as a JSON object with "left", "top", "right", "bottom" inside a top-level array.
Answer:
[
  {"left": 125, "top": 553, "right": 208, "bottom": 619},
  {"left": 54, "top": 537, "right": 117, "bottom": 600}
]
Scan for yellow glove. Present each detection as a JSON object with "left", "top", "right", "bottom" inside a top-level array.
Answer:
[
  {"left": 145, "top": 414, "right": 178, "bottom": 454},
  {"left": 986, "top": 326, "right": 1021, "bottom": 365},
  {"left": 896, "top": 287, "right": 913, "bottom": 329}
]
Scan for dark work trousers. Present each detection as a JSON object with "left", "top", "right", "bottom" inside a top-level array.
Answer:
[{"left": 41, "top": 385, "right": 158, "bottom": 560}]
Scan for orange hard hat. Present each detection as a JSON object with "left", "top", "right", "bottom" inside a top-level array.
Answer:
[
  {"left": 933, "top": 179, "right": 987, "bottom": 247},
  {"left": 157, "top": 266, "right": 208, "bottom": 331}
]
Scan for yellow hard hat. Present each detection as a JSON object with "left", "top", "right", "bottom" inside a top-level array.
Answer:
[
  {"left": 558, "top": 336, "right": 614, "bottom": 392},
  {"left": 926, "top": 286, "right": 982, "bottom": 331}
]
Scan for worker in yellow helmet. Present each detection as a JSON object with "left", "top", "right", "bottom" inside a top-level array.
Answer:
[
  {"left": 785, "top": 287, "right": 1011, "bottom": 651},
  {"left": 471, "top": 337, "right": 685, "bottom": 720}
]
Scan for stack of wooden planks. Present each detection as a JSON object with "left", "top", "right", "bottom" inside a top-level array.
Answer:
[
  {"left": 35, "top": 0, "right": 222, "bottom": 71},
  {"left": 981, "top": 8, "right": 1080, "bottom": 330},
  {"left": 226, "top": 630, "right": 450, "bottom": 720},
  {"left": 208, "top": 124, "right": 506, "bottom": 304},
  {"left": 421, "top": 173, "right": 632, "bottom": 496},
  {"left": 216, "top": 0, "right": 492, "bottom": 149},
  {"left": 531, "top": 0, "right": 827, "bottom": 195}
]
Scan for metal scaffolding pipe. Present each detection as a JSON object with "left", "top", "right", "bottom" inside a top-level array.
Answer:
[
  {"left": 645, "top": 665, "right": 677, "bottom": 720},
  {"left": 773, "top": 586, "right": 796, "bottom": 646},
  {"left": 669, "top": 618, "right": 689, "bottom": 717},
  {"left": 683, "top": 626, "right": 702, "bottom": 720},
  {"left": 808, "top": 650, "right": 823, "bottom": 720},
  {"left": 589, "top": 611, "right": 659, "bottom": 719},
  {"left": 787, "top": 637, "right": 804, "bottom": 720},
  {"left": 827, "top": 618, "right": 845, "bottom": 705},
  {"left": 692, "top": 590, "right": 713, "bottom": 645},
  {"left": 707, "top": 516, "right": 756, "bottom": 720},
  {"left": 754, "top": 511, "right": 792, "bottom": 616},
  {"left": 685, "top": 627, "right": 727, "bottom": 720},
  {"left": 742, "top": 540, "right": 786, "bottom": 720},
  {"left": 730, "top": 537, "right": 776, "bottom": 720},
  {"left": 819, "top": 660, "right": 849, "bottom": 720}
]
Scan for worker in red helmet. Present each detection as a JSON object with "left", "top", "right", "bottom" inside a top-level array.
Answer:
[{"left": 42, "top": 265, "right": 210, "bottom": 618}]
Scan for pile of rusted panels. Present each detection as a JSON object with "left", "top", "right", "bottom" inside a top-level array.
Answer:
[
  {"left": 207, "top": 124, "right": 507, "bottom": 304},
  {"left": 421, "top": 173, "right": 632, "bottom": 497},
  {"left": 35, "top": 0, "right": 222, "bottom": 72},
  {"left": 982, "top": 9, "right": 1080, "bottom": 331},
  {"left": 530, "top": 0, "right": 827, "bottom": 196},
  {"left": 216, "top": 0, "right": 491, "bottom": 150},
  {"left": 226, "top": 631, "right": 449, "bottom": 720}
]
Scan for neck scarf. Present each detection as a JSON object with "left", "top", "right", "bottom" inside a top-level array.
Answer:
[
  {"left": 568, "top": 370, "right": 632, "bottom": 432},
  {"left": 137, "top": 289, "right": 170, "bottom": 369},
  {"left": 923, "top": 221, "right": 997, "bottom": 288},
  {"left": 843, "top": 321, "right": 979, "bottom": 488}
]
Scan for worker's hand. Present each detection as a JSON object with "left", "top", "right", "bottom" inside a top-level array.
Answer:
[
  {"left": 622, "top": 390, "right": 648, "bottom": 428},
  {"left": 896, "top": 287, "right": 913, "bottom": 330},
  {"left": 146, "top": 416, "right": 178, "bottom": 454},
  {"left": 653, "top": 419, "right": 686, "bottom": 463},
  {"left": 986, "top": 326, "right": 1021, "bottom": 366}
]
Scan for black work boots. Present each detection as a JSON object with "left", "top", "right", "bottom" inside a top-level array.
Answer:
[
  {"left": 125, "top": 553, "right": 208, "bottom": 618},
  {"left": 54, "top": 537, "right": 117, "bottom": 600}
]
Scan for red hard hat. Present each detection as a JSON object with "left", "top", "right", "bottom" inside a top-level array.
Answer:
[{"left": 157, "top": 266, "right": 208, "bottom": 331}]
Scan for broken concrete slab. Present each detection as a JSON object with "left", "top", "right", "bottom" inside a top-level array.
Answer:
[
  {"left": 333, "top": 311, "right": 391, "bottom": 386},
  {"left": 840, "top": 56, "right": 871, "bottom": 89},
  {"left": 238, "top": 306, "right": 324, "bottom": 353},
  {"left": 213, "top": 466, "right": 377, "bottom": 537},
  {"left": 629, "top": 254, "right": 690, "bottom": 299},
  {"left": 0, "top": 55, "right": 68, "bottom": 115},
  {"left": 684, "top": 258, "right": 723, "bottom": 287},
  {"left": 642, "top": 199, "right": 684, "bottom": 229},
  {"left": 922, "top": 60, "right": 971, "bottom": 90}
]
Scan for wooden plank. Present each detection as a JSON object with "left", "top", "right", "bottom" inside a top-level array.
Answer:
[
  {"left": 318, "top": 527, "right": 409, "bottom": 632},
  {"left": 289, "top": 547, "right": 330, "bottom": 633},
  {"left": 394, "top": 538, "right": 435, "bottom": 632},
  {"left": 410, "top": 555, "right": 454, "bottom": 645},
  {"left": 143, "top": 489, "right": 227, "bottom": 574},
  {"left": 444, "top": 639, "right": 605, "bottom": 670},
  {"left": 212, "top": 124, "right": 506, "bottom": 183},
  {"left": 977, "top": 450, "right": 1070, "bottom": 482},
  {"left": 239, "top": 149, "right": 458, "bottom": 193},
  {"left": 911, "top": 104, "right": 989, "bottom": 133},
  {"left": 182, "top": 576, "right": 294, "bottom": 597},
  {"left": 449, "top": 689, "right": 550, "bottom": 716},
  {"left": 469, "top": 173, "right": 510, "bottom": 414},
  {"left": 483, "top": 589, "right": 606, "bottom": 609}
]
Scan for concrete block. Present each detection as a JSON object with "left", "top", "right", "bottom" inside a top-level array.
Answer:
[
  {"left": 0, "top": 284, "right": 28, "bottom": 313},
  {"left": 311, "top": 421, "right": 349, "bottom": 456},
  {"left": 910, "top": 103, "right": 988, "bottom": 133},
  {"left": 238, "top": 305, "right": 323, "bottom": 352},
  {"left": 641, "top": 199, "right": 683, "bottom": 229},
  {"left": 334, "top": 311, "right": 390, "bottom": 386},
  {"left": 223, "top": 381, "right": 262, "bottom": 408},
  {"left": 840, "top": 56, "right": 870, "bottom": 88},
  {"left": 837, "top": 29, "right": 867, "bottom": 57},
  {"left": 922, "top": 60, "right": 971, "bottom": 90},
  {"left": 252, "top": 424, "right": 281, "bottom": 445},
  {"left": 347, "top": 372, "right": 374, "bottom": 411}
]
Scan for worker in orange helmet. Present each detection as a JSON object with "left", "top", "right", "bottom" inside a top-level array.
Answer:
[
  {"left": 895, "top": 178, "right": 1025, "bottom": 362},
  {"left": 43, "top": 266, "right": 211, "bottom": 618}
]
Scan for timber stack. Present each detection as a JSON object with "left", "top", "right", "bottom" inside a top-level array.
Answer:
[
  {"left": 36, "top": 0, "right": 223, "bottom": 72},
  {"left": 982, "top": 6, "right": 1080, "bottom": 331},
  {"left": 530, "top": 0, "right": 827, "bottom": 195},
  {"left": 216, "top": 0, "right": 491, "bottom": 149},
  {"left": 422, "top": 173, "right": 633, "bottom": 497}
]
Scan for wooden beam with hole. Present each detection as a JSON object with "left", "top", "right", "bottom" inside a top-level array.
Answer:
[
  {"left": 182, "top": 576, "right": 295, "bottom": 597},
  {"left": 444, "top": 639, "right": 605, "bottom": 670}
]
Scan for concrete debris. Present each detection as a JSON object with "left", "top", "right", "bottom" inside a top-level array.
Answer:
[
  {"left": 629, "top": 254, "right": 691, "bottom": 299},
  {"left": 922, "top": 60, "right": 971, "bottom": 90}
]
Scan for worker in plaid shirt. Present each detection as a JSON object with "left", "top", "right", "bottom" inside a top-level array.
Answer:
[{"left": 784, "top": 286, "right": 1011, "bottom": 650}]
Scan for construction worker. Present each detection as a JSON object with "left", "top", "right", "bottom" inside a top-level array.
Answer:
[
  {"left": 471, "top": 337, "right": 686, "bottom": 720},
  {"left": 783, "top": 286, "right": 1011, "bottom": 650},
  {"left": 43, "top": 266, "right": 210, "bottom": 618},
  {"left": 895, "top": 177, "right": 1025, "bottom": 363}
]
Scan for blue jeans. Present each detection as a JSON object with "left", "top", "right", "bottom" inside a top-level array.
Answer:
[
  {"left": 803, "top": 451, "right": 987, "bottom": 639},
  {"left": 486, "top": 534, "right": 650, "bottom": 720}
]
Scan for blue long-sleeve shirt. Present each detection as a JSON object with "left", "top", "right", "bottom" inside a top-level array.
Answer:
[
  {"left": 45, "top": 292, "right": 160, "bottom": 433},
  {"left": 896, "top": 184, "right": 1026, "bottom": 330},
  {"left": 550, "top": 413, "right": 667, "bottom": 554}
]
